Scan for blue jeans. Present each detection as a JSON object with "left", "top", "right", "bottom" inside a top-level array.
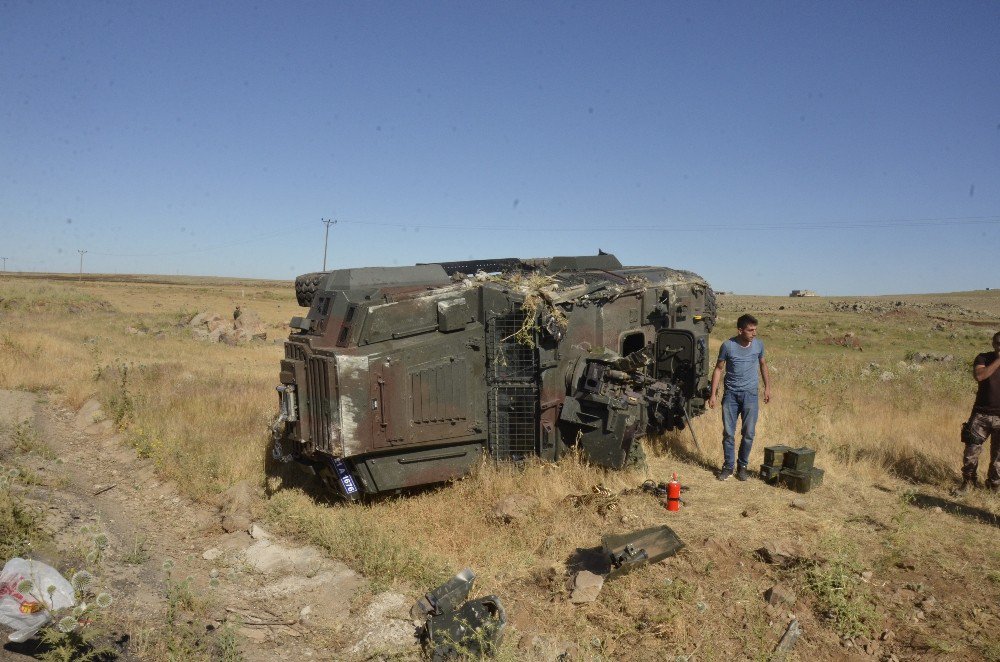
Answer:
[{"left": 722, "top": 390, "right": 759, "bottom": 470}]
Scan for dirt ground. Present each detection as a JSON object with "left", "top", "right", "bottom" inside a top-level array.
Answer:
[
  {"left": 4, "top": 386, "right": 999, "bottom": 660},
  {"left": 0, "top": 390, "right": 414, "bottom": 661}
]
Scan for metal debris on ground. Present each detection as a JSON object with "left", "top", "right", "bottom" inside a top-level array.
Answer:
[
  {"left": 423, "top": 596, "right": 506, "bottom": 661},
  {"left": 414, "top": 569, "right": 507, "bottom": 660},
  {"left": 771, "top": 618, "right": 802, "bottom": 661},
  {"left": 411, "top": 568, "right": 476, "bottom": 620},
  {"left": 564, "top": 485, "right": 620, "bottom": 517},
  {"left": 603, "top": 525, "right": 685, "bottom": 579}
]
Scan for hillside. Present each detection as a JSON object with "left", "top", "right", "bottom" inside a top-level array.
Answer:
[{"left": 1, "top": 275, "right": 998, "bottom": 661}]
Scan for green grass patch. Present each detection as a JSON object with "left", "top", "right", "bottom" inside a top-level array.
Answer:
[
  {"left": 805, "top": 545, "right": 877, "bottom": 637},
  {"left": 11, "top": 420, "right": 55, "bottom": 458}
]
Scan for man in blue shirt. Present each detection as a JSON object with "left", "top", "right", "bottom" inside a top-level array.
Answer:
[{"left": 708, "top": 313, "right": 772, "bottom": 481}]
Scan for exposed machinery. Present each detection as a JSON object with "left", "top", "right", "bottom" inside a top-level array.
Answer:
[{"left": 271, "top": 253, "right": 716, "bottom": 498}]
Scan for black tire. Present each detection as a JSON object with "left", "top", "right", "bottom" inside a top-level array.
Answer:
[
  {"left": 294, "top": 272, "right": 328, "bottom": 308},
  {"left": 703, "top": 287, "right": 718, "bottom": 332}
]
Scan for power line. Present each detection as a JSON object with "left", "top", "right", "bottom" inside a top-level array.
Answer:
[
  {"left": 86, "top": 221, "right": 317, "bottom": 257},
  {"left": 335, "top": 215, "right": 1000, "bottom": 233},
  {"left": 52, "top": 213, "right": 1000, "bottom": 262}
]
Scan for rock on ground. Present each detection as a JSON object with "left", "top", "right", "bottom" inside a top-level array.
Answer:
[
  {"left": 348, "top": 592, "right": 417, "bottom": 656},
  {"left": 188, "top": 310, "right": 267, "bottom": 344},
  {"left": 570, "top": 570, "right": 604, "bottom": 604},
  {"left": 74, "top": 398, "right": 105, "bottom": 429}
]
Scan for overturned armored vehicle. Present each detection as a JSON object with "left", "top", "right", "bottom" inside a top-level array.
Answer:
[{"left": 272, "top": 254, "right": 716, "bottom": 498}]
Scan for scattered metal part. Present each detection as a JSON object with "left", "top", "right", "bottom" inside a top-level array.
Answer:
[
  {"left": 422, "top": 595, "right": 506, "bottom": 661},
  {"left": 771, "top": 618, "right": 802, "bottom": 661},
  {"left": 411, "top": 568, "right": 476, "bottom": 620},
  {"left": 413, "top": 569, "right": 506, "bottom": 659},
  {"left": 603, "top": 525, "right": 685, "bottom": 579}
]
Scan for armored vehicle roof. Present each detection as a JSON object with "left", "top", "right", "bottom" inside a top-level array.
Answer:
[{"left": 295, "top": 254, "right": 710, "bottom": 308}]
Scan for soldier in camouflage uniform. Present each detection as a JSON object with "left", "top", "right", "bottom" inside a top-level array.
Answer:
[{"left": 958, "top": 331, "right": 1000, "bottom": 494}]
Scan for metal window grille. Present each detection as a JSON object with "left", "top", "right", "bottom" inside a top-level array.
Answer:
[
  {"left": 487, "top": 310, "right": 537, "bottom": 382},
  {"left": 490, "top": 385, "right": 538, "bottom": 460},
  {"left": 486, "top": 309, "right": 540, "bottom": 460}
]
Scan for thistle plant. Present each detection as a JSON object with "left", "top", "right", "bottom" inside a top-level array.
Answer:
[
  {"left": 162, "top": 559, "right": 197, "bottom": 627},
  {"left": 36, "top": 569, "right": 115, "bottom": 662},
  {"left": 83, "top": 531, "right": 110, "bottom": 565},
  {"left": 71, "top": 570, "right": 95, "bottom": 592}
]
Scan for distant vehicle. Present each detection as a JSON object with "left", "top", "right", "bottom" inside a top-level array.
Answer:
[
  {"left": 271, "top": 253, "right": 717, "bottom": 498},
  {"left": 789, "top": 289, "right": 818, "bottom": 297}
]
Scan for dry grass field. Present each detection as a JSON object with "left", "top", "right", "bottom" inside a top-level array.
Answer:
[{"left": 1, "top": 273, "right": 998, "bottom": 660}]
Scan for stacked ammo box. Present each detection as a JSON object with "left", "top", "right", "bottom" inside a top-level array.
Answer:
[{"left": 760, "top": 445, "right": 824, "bottom": 493}]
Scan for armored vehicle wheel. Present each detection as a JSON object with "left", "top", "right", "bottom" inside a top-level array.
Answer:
[{"left": 294, "top": 272, "right": 328, "bottom": 307}]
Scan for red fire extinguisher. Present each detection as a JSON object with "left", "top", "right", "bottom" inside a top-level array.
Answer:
[{"left": 666, "top": 472, "right": 681, "bottom": 511}]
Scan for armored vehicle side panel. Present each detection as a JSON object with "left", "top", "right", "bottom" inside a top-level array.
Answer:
[{"left": 272, "top": 254, "right": 716, "bottom": 497}]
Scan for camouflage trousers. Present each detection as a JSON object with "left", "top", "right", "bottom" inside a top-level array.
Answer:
[{"left": 962, "top": 412, "right": 1000, "bottom": 489}]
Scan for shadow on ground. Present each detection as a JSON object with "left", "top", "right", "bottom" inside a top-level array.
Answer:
[
  {"left": 909, "top": 492, "right": 999, "bottom": 528},
  {"left": 649, "top": 433, "right": 719, "bottom": 475},
  {"left": 566, "top": 546, "right": 611, "bottom": 575}
]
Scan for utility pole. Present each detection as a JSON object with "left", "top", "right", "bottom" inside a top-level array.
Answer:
[
  {"left": 77, "top": 249, "right": 87, "bottom": 281},
  {"left": 322, "top": 218, "right": 337, "bottom": 271},
  {"left": 0, "top": 257, "right": 7, "bottom": 273}
]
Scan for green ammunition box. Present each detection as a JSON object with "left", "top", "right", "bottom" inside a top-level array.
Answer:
[
  {"left": 782, "top": 447, "right": 816, "bottom": 472},
  {"left": 778, "top": 467, "right": 824, "bottom": 493},
  {"left": 759, "top": 464, "right": 783, "bottom": 483},
  {"left": 763, "top": 445, "right": 792, "bottom": 467}
]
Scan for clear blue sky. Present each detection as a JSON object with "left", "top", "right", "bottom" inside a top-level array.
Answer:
[{"left": 2, "top": 1, "right": 998, "bottom": 295}]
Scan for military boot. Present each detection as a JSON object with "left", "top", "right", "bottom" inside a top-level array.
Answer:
[{"left": 955, "top": 477, "right": 977, "bottom": 496}]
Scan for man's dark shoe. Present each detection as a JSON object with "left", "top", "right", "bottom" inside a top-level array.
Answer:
[
  {"left": 717, "top": 467, "right": 733, "bottom": 482},
  {"left": 736, "top": 466, "right": 748, "bottom": 482}
]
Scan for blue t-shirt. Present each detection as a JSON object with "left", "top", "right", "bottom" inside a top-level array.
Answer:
[{"left": 717, "top": 337, "right": 765, "bottom": 393}]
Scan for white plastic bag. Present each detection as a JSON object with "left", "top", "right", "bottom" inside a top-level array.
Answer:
[{"left": 0, "top": 558, "right": 76, "bottom": 643}]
